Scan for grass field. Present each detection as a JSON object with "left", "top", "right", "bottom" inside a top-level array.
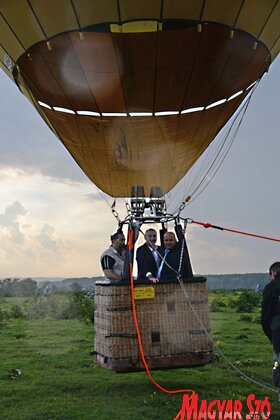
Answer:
[{"left": 0, "top": 295, "right": 279, "bottom": 419}]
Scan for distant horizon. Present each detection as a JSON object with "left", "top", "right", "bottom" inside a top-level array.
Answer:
[{"left": 0, "top": 272, "right": 268, "bottom": 281}]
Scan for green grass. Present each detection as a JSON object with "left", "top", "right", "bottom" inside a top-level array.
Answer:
[
  {"left": 0, "top": 296, "right": 30, "bottom": 310},
  {"left": 0, "top": 304, "right": 279, "bottom": 418}
]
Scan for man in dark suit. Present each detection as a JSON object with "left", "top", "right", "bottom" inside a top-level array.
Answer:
[
  {"left": 158, "top": 232, "right": 188, "bottom": 280},
  {"left": 136, "top": 228, "right": 162, "bottom": 283}
]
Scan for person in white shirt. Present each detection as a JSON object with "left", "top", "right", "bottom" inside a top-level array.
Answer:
[{"left": 136, "top": 228, "right": 163, "bottom": 283}]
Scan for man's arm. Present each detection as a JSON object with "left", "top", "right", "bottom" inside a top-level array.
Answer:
[
  {"left": 101, "top": 255, "right": 122, "bottom": 281},
  {"left": 136, "top": 245, "right": 157, "bottom": 280},
  {"left": 103, "top": 268, "right": 122, "bottom": 281},
  {"left": 261, "top": 286, "right": 273, "bottom": 341},
  {"left": 145, "top": 272, "right": 159, "bottom": 283}
]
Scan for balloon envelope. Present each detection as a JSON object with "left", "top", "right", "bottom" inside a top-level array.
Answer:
[{"left": 0, "top": 1, "right": 279, "bottom": 197}]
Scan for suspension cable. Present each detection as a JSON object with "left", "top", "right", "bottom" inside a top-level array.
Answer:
[
  {"left": 176, "top": 229, "right": 278, "bottom": 394},
  {"left": 176, "top": 273, "right": 277, "bottom": 394},
  {"left": 168, "top": 81, "right": 259, "bottom": 216},
  {"left": 138, "top": 226, "right": 184, "bottom": 278},
  {"left": 187, "top": 218, "right": 280, "bottom": 243}
]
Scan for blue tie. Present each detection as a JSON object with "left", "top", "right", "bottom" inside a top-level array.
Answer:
[
  {"left": 152, "top": 249, "right": 160, "bottom": 267},
  {"left": 157, "top": 249, "right": 169, "bottom": 279}
]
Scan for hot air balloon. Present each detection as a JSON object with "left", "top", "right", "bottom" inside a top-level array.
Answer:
[
  {"left": 0, "top": 1, "right": 279, "bottom": 372},
  {"left": 1, "top": 0, "right": 279, "bottom": 198}
]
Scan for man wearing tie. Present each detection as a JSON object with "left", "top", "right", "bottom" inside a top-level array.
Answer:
[
  {"left": 136, "top": 228, "right": 163, "bottom": 283},
  {"left": 158, "top": 232, "right": 189, "bottom": 281}
]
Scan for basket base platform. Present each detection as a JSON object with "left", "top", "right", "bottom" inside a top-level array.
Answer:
[
  {"left": 95, "top": 351, "right": 214, "bottom": 372},
  {"left": 94, "top": 279, "right": 213, "bottom": 372}
]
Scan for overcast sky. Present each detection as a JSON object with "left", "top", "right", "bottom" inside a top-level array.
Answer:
[{"left": 0, "top": 56, "right": 279, "bottom": 278}]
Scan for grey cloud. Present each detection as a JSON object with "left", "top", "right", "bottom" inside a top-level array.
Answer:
[
  {"left": 37, "top": 223, "right": 72, "bottom": 256},
  {"left": 0, "top": 201, "right": 27, "bottom": 244},
  {"left": 0, "top": 201, "right": 27, "bottom": 222},
  {"left": 0, "top": 73, "right": 87, "bottom": 184},
  {"left": 84, "top": 192, "right": 112, "bottom": 203}
]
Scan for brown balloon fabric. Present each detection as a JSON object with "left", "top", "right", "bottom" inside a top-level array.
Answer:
[
  {"left": 16, "top": 23, "right": 269, "bottom": 196},
  {"left": 0, "top": 0, "right": 279, "bottom": 197}
]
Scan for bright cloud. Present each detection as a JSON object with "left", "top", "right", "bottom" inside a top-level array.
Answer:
[
  {"left": 0, "top": 200, "right": 73, "bottom": 274},
  {"left": 0, "top": 168, "right": 117, "bottom": 277},
  {"left": 0, "top": 201, "right": 27, "bottom": 244}
]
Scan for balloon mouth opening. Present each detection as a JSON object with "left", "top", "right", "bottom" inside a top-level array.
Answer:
[
  {"left": 16, "top": 20, "right": 269, "bottom": 119},
  {"left": 37, "top": 82, "right": 255, "bottom": 116}
]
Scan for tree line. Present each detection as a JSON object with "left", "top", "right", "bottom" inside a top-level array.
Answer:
[
  {"left": 0, "top": 278, "right": 89, "bottom": 297},
  {"left": 0, "top": 278, "right": 38, "bottom": 296}
]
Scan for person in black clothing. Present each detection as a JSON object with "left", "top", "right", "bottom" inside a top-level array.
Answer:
[
  {"left": 136, "top": 228, "right": 163, "bottom": 283},
  {"left": 158, "top": 232, "right": 188, "bottom": 281},
  {"left": 261, "top": 261, "right": 280, "bottom": 391},
  {"left": 261, "top": 262, "right": 280, "bottom": 352}
]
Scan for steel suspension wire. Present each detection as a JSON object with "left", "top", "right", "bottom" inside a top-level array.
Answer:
[
  {"left": 91, "top": 186, "right": 114, "bottom": 209},
  {"left": 187, "top": 86, "right": 255, "bottom": 203},
  {"left": 168, "top": 82, "right": 259, "bottom": 216},
  {"left": 176, "top": 274, "right": 277, "bottom": 394},
  {"left": 176, "top": 232, "right": 278, "bottom": 395},
  {"left": 138, "top": 226, "right": 185, "bottom": 278}
]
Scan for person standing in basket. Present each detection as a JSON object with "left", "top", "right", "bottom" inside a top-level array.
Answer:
[
  {"left": 100, "top": 231, "right": 126, "bottom": 281},
  {"left": 136, "top": 228, "right": 163, "bottom": 283},
  {"left": 158, "top": 232, "right": 188, "bottom": 281}
]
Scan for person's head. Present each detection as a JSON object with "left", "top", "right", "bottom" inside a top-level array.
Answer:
[
  {"left": 269, "top": 262, "right": 280, "bottom": 280},
  {"left": 164, "top": 232, "right": 177, "bottom": 250},
  {"left": 145, "top": 228, "right": 157, "bottom": 246},
  {"left": 111, "top": 231, "right": 125, "bottom": 252}
]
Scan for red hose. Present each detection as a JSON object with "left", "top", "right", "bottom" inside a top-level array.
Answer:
[{"left": 127, "top": 228, "right": 195, "bottom": 397}]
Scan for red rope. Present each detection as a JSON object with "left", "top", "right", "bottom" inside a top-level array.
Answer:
[
  {"left": 127, "top": 228, "right": 195, "bottom": 397},
  {"left": 190, "top": 219, "right": 280, "bottom": 243}
]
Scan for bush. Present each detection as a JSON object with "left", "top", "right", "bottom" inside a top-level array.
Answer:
[
  {"left": 210, "top": 298, "right": 227, "bottom": 312},
  {"left": 0, "top": 308, "right": 5, "bottom": 322},
  {"left": 10, "top": 305, "right": 25, "bottom": 319},
  {"left": 235, "top": 332, "right": 248, "bottom": 339},
  {"left": 71, "top": 293, "right": 95, "bottom": 323},
  {"left": 254, "top": 315, "right": 261, "bottom": 324},
  {"left": 230, "top": 290, "right": 261, "bottom": 313},
  {"left": 58, "top": 294, "right": 86, "bottom": 320},
  {"left": 26, "top": 292, "right": 95, "bottom": 321},
  {"left": 239, "top": 314, "right": 253, "bottom": 322},
  {"left": 27, "top": 294, "right": 73, "bottom": 319}
]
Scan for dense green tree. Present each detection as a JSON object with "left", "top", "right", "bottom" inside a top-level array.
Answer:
[
  {"left": 18, "top": 278, "right": 37, "bottom": 295},
  {"left": 0, "top": 278, "right": 38, "bottom": 296},
  {"left": 231, "top": 290, "right": 261, "bottom": 313},
  {"left": 70, "top": 282, "right": 82, "bottom": 292}
]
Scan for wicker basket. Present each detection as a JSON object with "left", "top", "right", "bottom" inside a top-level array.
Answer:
[{"left": 94, "top": 277, "right": 213, "bottom": 372}]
